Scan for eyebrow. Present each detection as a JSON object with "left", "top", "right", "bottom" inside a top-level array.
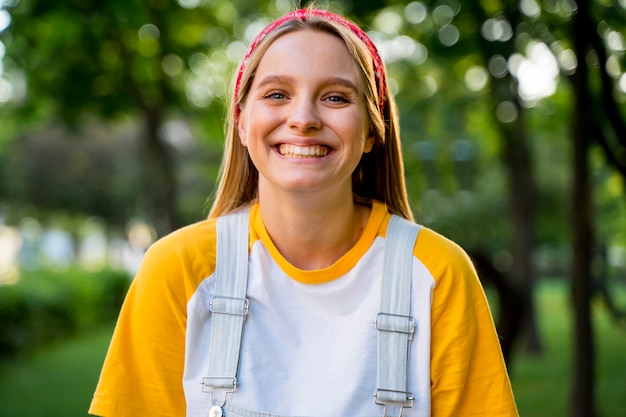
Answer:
[{"left": 255, "top": 74, "right": 361, "bottom": 93}]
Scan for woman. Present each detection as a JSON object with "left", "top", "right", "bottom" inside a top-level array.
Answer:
[{"left": 90, "top": 8, "right": 518, "bottom": 417}]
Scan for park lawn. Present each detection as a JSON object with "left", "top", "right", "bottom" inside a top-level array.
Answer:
[
  {"left": 0, "top": 324, "right": 114, "bottom": 417},
  {"left": 0, "top": 279, "right": 624, "bottom": 416},
  {"left": 510, "top": 279, "right": 626, "bottom": 417}
]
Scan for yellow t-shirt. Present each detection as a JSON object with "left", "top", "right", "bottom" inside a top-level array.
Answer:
[{"left": 89, "top": 201, "right": 518, "bottom": 416}]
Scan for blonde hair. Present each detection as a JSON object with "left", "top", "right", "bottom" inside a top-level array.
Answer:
[{"left": 208, "top": 10, "right": 413, "bottom": 221}]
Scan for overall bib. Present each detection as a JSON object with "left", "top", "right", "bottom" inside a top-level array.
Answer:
[{"left": 198, "top": 209, "right": 421, "bottom": 417}]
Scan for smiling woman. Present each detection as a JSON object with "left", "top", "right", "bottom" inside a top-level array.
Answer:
[
  {"left": 238, "top": 30, "right": 373, "bottom": 206},
  {"left": 89, "top": 7, "right": 519, "bottom": 417}
]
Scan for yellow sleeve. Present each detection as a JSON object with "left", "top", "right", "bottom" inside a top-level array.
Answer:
[
  {"left": 89, "top": 220, "right": 217, "bottom": 417},
  {"left": 416, "top": 229, "right": 519, "bottom": 417}
]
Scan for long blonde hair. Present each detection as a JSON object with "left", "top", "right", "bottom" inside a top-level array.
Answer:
[{"left": 208, "top": 9, "right": 413, "bottom": 221}]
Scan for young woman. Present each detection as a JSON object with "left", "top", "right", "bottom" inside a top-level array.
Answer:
[{"left": 90, "top": 8, "right": 518, "bottom": 417}]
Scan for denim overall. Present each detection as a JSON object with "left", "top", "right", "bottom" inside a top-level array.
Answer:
[{"left": 201, "top": 209, "right": 421, "bottom": 417}]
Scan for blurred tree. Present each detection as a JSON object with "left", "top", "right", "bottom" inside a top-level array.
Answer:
[
  {"left": 566, "top": 0, "right": 626, "bottom": 415},
  {"left": 2, "top": 122, "right": 142, "bottom": 226},
  {"left": 0, "top": 0, "right": 260, "bottom": 233},
  {"left": 466, "top": 0, "right": 542, "bottom": 357}
]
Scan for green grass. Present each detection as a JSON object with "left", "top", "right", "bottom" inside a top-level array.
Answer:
[
  {"left": 0, "top": 280, "right": 624, "bottom": 417},
  {"left": 510, "top": 279, "right": 626, "bottom": 417},
  {"left": 0, "top": 324, "right": 114, "bottom": 417}
]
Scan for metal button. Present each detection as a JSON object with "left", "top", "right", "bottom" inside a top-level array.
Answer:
[{"left": 209, "top": 405, "right": 223, "bottom": 417}]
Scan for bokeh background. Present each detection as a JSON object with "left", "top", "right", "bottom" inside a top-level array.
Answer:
[{"left": 0, "top": 0, "right": 625, "bottom": 416}]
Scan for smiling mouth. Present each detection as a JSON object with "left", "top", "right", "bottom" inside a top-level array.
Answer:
[{"left": 278, "top": 144, "right": 330, "bottom": 158}]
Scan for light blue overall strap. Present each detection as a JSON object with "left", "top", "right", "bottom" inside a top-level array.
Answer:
[
  {"left": 202, "top": 208, "right": 250, "bottom": 401},
  {"left": 375, "top": 214, "right": 421, "bottom": 415}
]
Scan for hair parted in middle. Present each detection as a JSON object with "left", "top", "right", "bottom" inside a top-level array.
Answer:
[{"left": 208, "top": 8, "right": 413, "bottom": 221}]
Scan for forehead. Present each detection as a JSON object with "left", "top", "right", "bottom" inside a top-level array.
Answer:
[{"left": 253, "top": 29, "right": 362, "bottom": 85}]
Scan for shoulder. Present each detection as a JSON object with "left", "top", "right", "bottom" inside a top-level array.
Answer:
[
  {"left": 137, "top": 218, "right": 218, "bottom": 292},
  {"left": 412, "top": 225, "right": 478, "bottom": 292},
  {"left": 379, "top": 210, "right": 474, "bottom": 282},
  {"left": 414, "top": 227, "right": 472, "bottom": 270},
  {"left": 149, "top": 217, "right": 217, "bottom": 259}
]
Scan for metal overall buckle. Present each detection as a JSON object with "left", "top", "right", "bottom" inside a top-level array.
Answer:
[
  {"left": 374, "top": 312, "right": 416, "bottom": 338},
  {"left": 201, "top": 377, "right": 237, "bottom": 417},
  {"left": 209, "top": 296, "right": 250, "bottom": 317},
  {"left": 374, "top": 388, "right": 415, "bottom": 417}
]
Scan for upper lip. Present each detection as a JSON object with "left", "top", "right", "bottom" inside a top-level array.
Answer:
[{"left": 272, "top": 137, "right": 333, "bottom": 148}]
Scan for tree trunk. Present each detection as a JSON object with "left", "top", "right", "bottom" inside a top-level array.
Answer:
[
  {"left": 503, "top": 100, "right": 542, "bottom": 354},
  {"left": 143, "top": 107, "right": 178, "bottom": 236},
  {"left": 570, "top": 88, "right": 596, "bottom": 417},
  {"left": 569, "top": 0, "right": 596, "bottom": 415}
]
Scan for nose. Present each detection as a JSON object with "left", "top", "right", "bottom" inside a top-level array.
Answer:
[{"left": 287, "top": 97, "right": 322, "bottom": 132}]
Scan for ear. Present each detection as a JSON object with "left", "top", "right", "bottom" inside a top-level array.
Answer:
[
  {"left": 363, "top": 134, "right": 375, "bottom": 153},
  {"left": 238, "top": 113, "right": 247, "bottom": 147}
]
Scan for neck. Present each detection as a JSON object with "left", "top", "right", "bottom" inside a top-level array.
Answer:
[{"left": 258, "top": 188, "right": 371, "bottom": 270}]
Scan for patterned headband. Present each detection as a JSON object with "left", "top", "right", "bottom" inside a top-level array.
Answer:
[{"left": 233, "top": 8, "right": 387, "bottom": 119}]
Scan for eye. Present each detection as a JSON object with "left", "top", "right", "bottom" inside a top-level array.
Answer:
[
  {"left": 264, "top": 91, "right": 287, "bottom": 100},
  {"left": 325, "top": 94, "right": 351, "bottom": 104}
]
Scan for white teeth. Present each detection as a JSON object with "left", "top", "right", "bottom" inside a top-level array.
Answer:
[{"left": 278, "top": 144, "right": 329, "bottom": 158}]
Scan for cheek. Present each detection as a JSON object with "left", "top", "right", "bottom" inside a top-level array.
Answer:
[{"left": 241, "top": 107, "right": 281, "bottom": 141}]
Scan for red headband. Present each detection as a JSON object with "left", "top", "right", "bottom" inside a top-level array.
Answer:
[{"left": 233, "top": 8, "right": 387, "bottom": 119}]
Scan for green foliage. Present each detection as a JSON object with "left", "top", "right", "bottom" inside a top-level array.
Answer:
[
  {"left": 0, "top": 0, "right": 623, "bottom": 243},
  {"left": 0, "top": 268, "right": 130, "bottom": 360}
]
